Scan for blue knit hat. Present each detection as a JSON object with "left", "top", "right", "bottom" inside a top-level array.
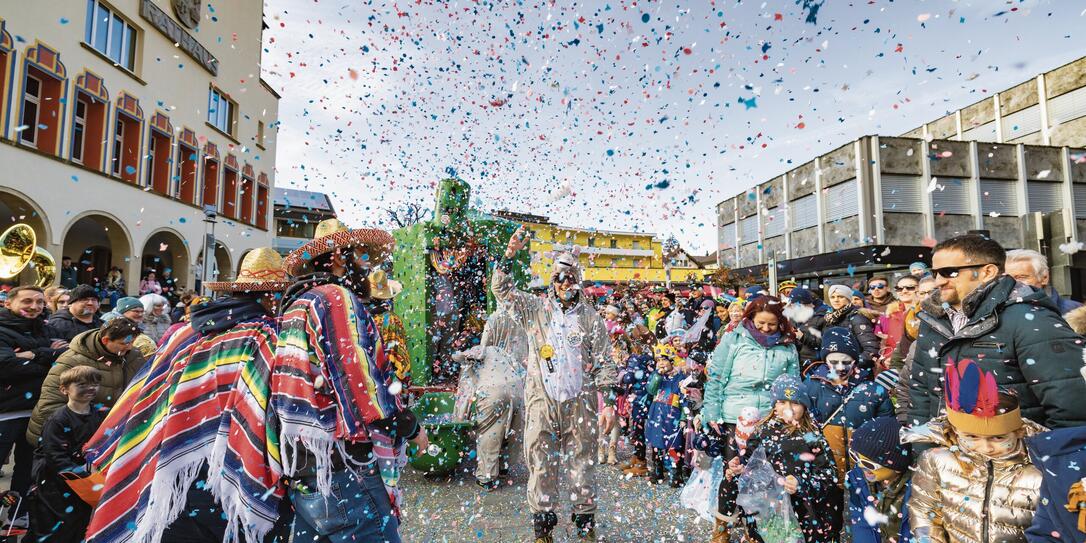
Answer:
[
  {"left": 820, "top": 326, "right": 860, "bottom": 361},
  {"left": 114, "top": 297, "right": 143, "bottom": 314},
  {"left": 787, "top": 286, "right": 819, "bottom": 306},
  {"left": 850, "top": 416, "right": 912, "bottom": 472},
  {"left": 770, "top": 374, "right": 812, "bottom": 410},
  {"left": 744, "top": 285, "right": 766, "bottom": 300}
]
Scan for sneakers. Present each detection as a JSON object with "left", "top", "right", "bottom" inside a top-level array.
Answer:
[{"left": 476, "top": 478, "right": 500, "bottom": 491}]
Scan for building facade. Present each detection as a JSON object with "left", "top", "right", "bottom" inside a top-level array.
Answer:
[
  {"left": 902, "top": 56, "right": 1086, "bottom": 147},
  {"left": 273, "top": 187, "right": 337, "bottom": 256},
  {"left": 493, "top": 210, "right": 706, "bottom": 287},
  {"left": 0, "top": 0, "right": 278, "bottom": 293}
]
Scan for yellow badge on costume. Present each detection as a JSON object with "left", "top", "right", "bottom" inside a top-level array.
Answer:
[{"left": 540, "top": 343, "right": 555, "bottom": 359}]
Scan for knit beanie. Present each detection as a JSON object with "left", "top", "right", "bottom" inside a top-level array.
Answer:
[
  {"left": 851, "top": 289, "right": 865, "bottom": 299},
  {"left": 68, "top": 284, "right": 100, "bottom": 303},
  {"left": 115, "top": 297, "right": 143, "bottom": 314},
  {"left": 827, "top": 284, "right": 852, "bottom": 299},
  {"left": 770, "top": 374, "right": 812, "bottom": 411},
  {"left": 820, "top": 326, "right": 860, "bottom": 361},
  {"left": 744, "top": 286, "right": 766, "bottom": 300},
  {"left": 850, "top": 416, "right": 912, "bottom": 472},
  {"left": 788, "top": 287, "right": 819, "bottom": 307}
]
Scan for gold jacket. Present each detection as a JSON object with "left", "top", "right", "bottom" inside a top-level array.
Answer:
[{"left": 903, "top": 417, "right": 1044, "bottom": 543}]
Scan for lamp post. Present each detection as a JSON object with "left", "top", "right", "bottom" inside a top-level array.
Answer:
[
  {"left": 662, "top": 236, "right": 680, "bottom": 289},
  {"left": 200, "top": 205, "right": 218, "bottom": 296}
]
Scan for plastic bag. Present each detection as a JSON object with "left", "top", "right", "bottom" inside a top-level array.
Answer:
[
  {"left": 736, "top": 447, "right": 804, "bottom": 543},
  {"left": 680, "top": 455, "right": 724, "bottom": 522}
]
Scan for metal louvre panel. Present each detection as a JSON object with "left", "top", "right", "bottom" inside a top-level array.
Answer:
[
  {"left": 1049, "top": 86, "right": 1086, "bottom": 126},
  {"left": 791, "top": 194, "right": 817, "bottom": 230},
  {"left": 962, "top": 121, "right": 998, "bottom": 142},
  {"left": 880, "top": 175, "right": 923, "bottom": 213},
  {"left": 1027, "top": 181, "right": 1063, "bottom": 213},
  {"left": 764, "top": 207, "right": 786, "bottom": 237},
  {"left": 931, "top": 177, "right": 972, "bottom": 215},
  {"left": 739, "top": 215, "right": 758, "bottom": 243},
  {"left": 720, "top": 222, "right": 738, "bottom": 248},
  {"left": 980, "top": 179, "right": 1019, "bottom": 216},
  {"left": 1001, "top": 105, "right": 1042, "bottom": 139},
  {"left": 1075, "top": 185, "right": 1086, "bottom": 220},
  {"left": 825, "top": 180, "right": 858, "bottom": 221}
]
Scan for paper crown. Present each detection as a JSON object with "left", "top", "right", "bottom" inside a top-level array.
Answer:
[{"left": 944, "top": 359, "right": 1023, "bottom": 436}]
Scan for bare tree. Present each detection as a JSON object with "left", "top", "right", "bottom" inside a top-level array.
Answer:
[{"left": 385, "top": 202, "right": 432, "bottom": 228}]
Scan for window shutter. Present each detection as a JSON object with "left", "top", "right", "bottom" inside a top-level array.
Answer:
[
  {"left": 880, "top": 175, "right": 923, "bottom": 213},
  {"left": 739, "top": 215, "right": 758, "bottom": 243},
  {"left": 825, "top": 180, "right": 858, "bottom": 221},
  {"left": 1001, "top": 105, "right": 1042, "bottom": 139},
  {"left": 1074, "top": 185, "right": 1086, "bottom": 220},
  {"left": 980, "top": 179, "right": 1019, "bottom": 216},
  {"left": 764, "top": 207, "right": 786, "bottom": 237},
  {"left": 1049, "top": 86, "right": 1086, "bottom": 126},
  {"left": 1027, "top": 182, "right": 1063, "bottom": 213},
  {"left": 791, "top": 194, "right": 817, "bottom": 230},
  {"left": 931, "top": 178, "right": 972, "bottom": 215}
]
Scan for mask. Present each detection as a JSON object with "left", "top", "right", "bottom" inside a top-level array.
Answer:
[{"left": 825, "top": 353, "right": 855, "bottom": 379}]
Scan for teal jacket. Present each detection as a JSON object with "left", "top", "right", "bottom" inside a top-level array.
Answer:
[{"left": 703, "top": 324, "right": 800, "bottom": 424}]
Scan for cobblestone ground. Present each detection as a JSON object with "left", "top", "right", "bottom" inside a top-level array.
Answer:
[{"left": 399, "top": 448, "right": 713, "bottom": 543}]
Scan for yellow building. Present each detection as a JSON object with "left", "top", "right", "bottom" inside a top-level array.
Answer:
[{"left": 492, "top": 211, "right": 706, "bottom": 286}]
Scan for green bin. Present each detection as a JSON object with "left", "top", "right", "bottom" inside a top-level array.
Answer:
[{"left": 407, "top": 392, "right": 473, "bottom": 475}]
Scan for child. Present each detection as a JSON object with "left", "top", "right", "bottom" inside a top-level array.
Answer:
[
  {"left": 905, "top": 359, "right": 1042, "bottom": 543},
  {"left": 805, "top": 327, "right": 895, "bottom": 483},
  {"left": 645, "top": 343, "right": 687, "bottom": 486},
  {"left": 714, "top": 374, "right": 843, "bottom": 543},
  {"left": 598, "top": 338, "right": 628, "bottom": 465},
  {"left": 846, "top": 417, "right": 914, "bottom": 543},
  {"left": 620, "top": 344, "right": 654, "bottom": 477},
  {"left": 27, "top": 366, "right": 104, "bottom": 542}
]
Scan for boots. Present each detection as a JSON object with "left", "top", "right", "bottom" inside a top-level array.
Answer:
[
  {"left": 650, "top": 456, "right": 665, "bottom": 485},
  {"left": 573, "top": 513, "right": 597, "bottom": 542},
  {"left": 607, "top": 444, "right": 618, "bottom": 465},
  {"left": 621, "top": 456, "right": 649, "bottom": 477},
  {"left": 533, "top": 512, "right": 557, "bottom": 543},
  {"left": 597, "top": 444, "right": 606, "bottom": 465},
  {"left": 711, "top": 518, "right": 731, "bottom": 543}
]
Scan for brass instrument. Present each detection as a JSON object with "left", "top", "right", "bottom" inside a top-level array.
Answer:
[{"left": 0, "top": 223, "right": 57, "bottom": 287}]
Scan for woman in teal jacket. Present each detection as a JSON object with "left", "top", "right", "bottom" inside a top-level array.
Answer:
[{"left": 703, "top": 295, "right": 800, "bottom": 459}]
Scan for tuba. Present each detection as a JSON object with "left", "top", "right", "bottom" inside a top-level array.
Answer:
[{"left": 0, "top": 223, "right": 57, "bottom": 287}]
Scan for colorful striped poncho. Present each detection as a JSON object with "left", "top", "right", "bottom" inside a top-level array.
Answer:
[
  {"left": 272, "top": 283, "right": 407, "bottom": 509},
  {"left": 84, "top": 311, "right": 283, "bottom": 543}
]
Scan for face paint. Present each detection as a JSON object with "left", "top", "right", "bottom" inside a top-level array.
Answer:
[{"left": 957, "top": 431, "right": 1021, "bottom": 460}]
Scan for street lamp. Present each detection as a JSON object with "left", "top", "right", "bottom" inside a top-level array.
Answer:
[
  {"left": 662, "top": 236, "right": 680, "bottom": 289},
  {"left": 201, "top": 205, "right": 218, "bottom": 296}
]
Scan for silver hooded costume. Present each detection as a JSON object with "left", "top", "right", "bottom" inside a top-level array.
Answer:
[{"left": 491, "top": 250, "right": 618, "bottom": 518}]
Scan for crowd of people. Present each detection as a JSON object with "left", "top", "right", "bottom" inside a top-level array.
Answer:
[{"left": 3, "top": 226, "right": 1086, "bottom": 543}]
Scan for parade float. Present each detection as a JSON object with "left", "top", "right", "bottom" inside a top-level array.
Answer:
[{"left": 392, "top": 177, "right": 529, "bottom": 474}]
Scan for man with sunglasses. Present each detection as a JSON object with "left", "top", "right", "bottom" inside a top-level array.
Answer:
[
  {"left": 906, "top": 234, "right": 1086, "bottom": 430},
  {"left": 494, "top": 227, "right": 619, "bottom": 543},
  {"left": 864, "top": 276, "right": 895, "bottom": 314}
]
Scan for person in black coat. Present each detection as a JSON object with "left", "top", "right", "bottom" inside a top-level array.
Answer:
[
  {"left": 47, "top": 284, "right": 102, "bottom": 341},
  {"left": 824, "top": 284, "right": 881, "bottom": 370},
  {"left": 785, "top": 287, "right": 830, "bottom": 375},
  {"left": 0, "top": 286, "right": 67, "bottom": 502}
]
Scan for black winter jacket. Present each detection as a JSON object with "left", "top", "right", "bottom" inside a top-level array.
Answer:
[
  {"left": 823, "top": 305, "right": 881, "bottom": 369},
  {"left": 908, "top": 275, "right": 1086, "bottom": 428},
  {"left": 0, "top": 309, "right": 66, "bottom": 413},
  {"left": 795, "top": 305, "right": 829, "bottom": 374},
  {"left": 47, "top": 308, "right": 102, "bottom": 342}
]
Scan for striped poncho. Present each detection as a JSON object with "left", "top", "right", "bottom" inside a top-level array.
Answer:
[
  {"left": 84, "top": 313, "right": 283, "bottom": 543},
  {"left": 272, "top": 282, "right": 407, "bottom": 509}
]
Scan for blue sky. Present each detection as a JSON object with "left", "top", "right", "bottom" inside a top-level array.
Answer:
[{"left": 261, "top": 0, "right": 1085, "bottom": 253}]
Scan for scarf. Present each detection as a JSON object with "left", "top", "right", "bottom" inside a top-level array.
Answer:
[
  {"left": 743, "top": 319, "right": 782, "bottom": 348},
  {"left": 84, "top": 311, "right": 282, "bottom": 543},
  {"left": 825, "top": 304, "right": 854, "bottom": 326},
  {"left": 272, "top": 281, "right": 406, "bottom": 512}
]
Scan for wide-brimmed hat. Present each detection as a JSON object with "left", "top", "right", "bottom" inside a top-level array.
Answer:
[
  {"left": 284, "top": 218, "right": 394, "bottom": 276},
  {"left": 206, "top": 248, "right": 291, "bottom": 292},
  {"left": 369, "top": 269, "right": 403, "bottom": 300}
]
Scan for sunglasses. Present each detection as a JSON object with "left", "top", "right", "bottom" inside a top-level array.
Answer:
[
  {"left": 868, "top": 283, "right": 887, "bottom": 291},
  {"left": 931, "top": 263, "right": 995, "bottom": 279},
  {"left": 848, "top": 451, "right": 885, "bottom": 472},
  {"left": 894, "top": 285, "right": 917, "bottom": 292},
  {"left": 555, "top": 272, "right": 578, "bottom": 284}
]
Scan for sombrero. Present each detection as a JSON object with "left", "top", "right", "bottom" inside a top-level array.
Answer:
[
  {"left": 283, "top": 218, "right": 395, "bottom": 276},
  {"left": 206, "top": 247, "right": 291, "bottom": 292},
  {"left": 369, "top": 269, "right": 403, "bottom": 300}
]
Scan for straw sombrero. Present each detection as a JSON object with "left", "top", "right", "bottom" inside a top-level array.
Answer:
[
  {"left": 206, "top": 247, "right": 291, "bottom": 292},
  {"left": 369, "top": 269, "right": 403, "bottom": 300},
  {"left": 284, "top": 218, "right": 394, "bottom": 276}
]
